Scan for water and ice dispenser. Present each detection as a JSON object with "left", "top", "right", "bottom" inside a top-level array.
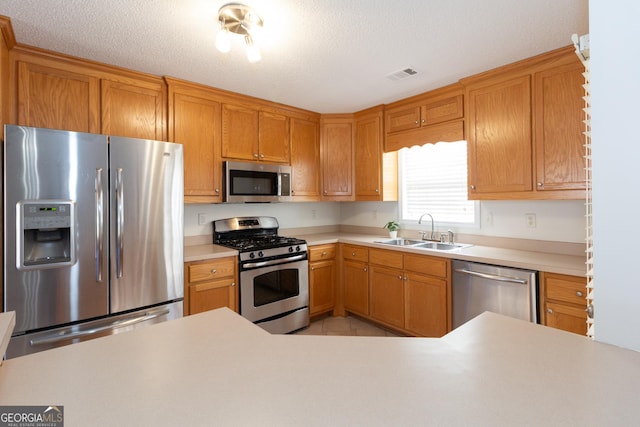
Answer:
[{"left": 17, "top": 200, "right": 76, "bottom": 269}]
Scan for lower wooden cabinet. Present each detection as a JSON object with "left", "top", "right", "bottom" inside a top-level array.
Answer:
[
  {"left": 184, "top": 257, "right": 238, "bottom": 315},
  {"left": 338, "top": 244, "right": 451, "bottom": 337},
  {"left": 541, "top": 272, "right": 587, "bottom": 335},
  {"left": 309, "top": 244, "right": 337, "bottom": 316}
]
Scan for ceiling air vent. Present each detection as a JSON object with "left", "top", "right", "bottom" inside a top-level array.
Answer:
[{"left": 386, "top": 67, "right": 419, "bottom": 81}]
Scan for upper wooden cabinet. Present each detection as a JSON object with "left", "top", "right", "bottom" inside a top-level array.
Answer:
[
  {"left": 290, "top": 116, "right": 321, "bottom": 200},
  {"left": 101, "top": 78, "right": 165, "bottom": 140},
  {"left": 166, "top": 78, "right": 222, "bottom": 203},
  {"left": 354, "top": 106, "right": 397, "bottom": 202},
  {"left": 384, "top": 84, "right": 464, "bottom": 152},
  {"left": 320, "top": 114, "right": 354, "bottom": 200},
  {"left": 221, "top": 103, "right": 290, "bottom": 163},
  {"left": 16, "top": 60, "right": 100, "bottom": 133},
  {"left": 463, "top": 46, "right": 586, "bottom": 200},
  {"left": 11, "top": 46, "right": 166, "bottom": 140}
]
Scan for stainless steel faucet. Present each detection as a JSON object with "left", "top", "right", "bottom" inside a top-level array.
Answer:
[{"left": 418, "top": 213, "right": 435, "bottom": 241}]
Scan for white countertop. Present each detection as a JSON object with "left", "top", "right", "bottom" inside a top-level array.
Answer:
[
  {"left": 185, "top": 232, "right": 585, "bottom": 276},
  {"left": 1, "top": 308, "right": 638, "bottom": 426}
]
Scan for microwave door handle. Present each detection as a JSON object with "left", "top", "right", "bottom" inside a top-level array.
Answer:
[{"left": 277, "top": 173, "right": 282, "bottom": 196}]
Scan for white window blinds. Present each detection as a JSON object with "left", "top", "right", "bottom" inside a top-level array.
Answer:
[{"left": 399, "top": 141, "right": 476, "bottom": 224}]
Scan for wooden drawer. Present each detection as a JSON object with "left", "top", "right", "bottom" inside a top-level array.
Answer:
[
  {"left": 545, "top": 301, "right": 587, "bottom": 335},
  {"left": 342, "top": 244, "right": 369, "bottom": 263},
  {"left": 309, "top": 244, "right": 337, "bottom": 262},
  {"left": 369, "top": 248, "right": 403, "bottom": 269},
  {"left": 545, "top": 273, "right": 587, "bottom": 306},
  {"left": 188, "top": 257, "right": 236, "bottom": 283},
  {"left": 403, "top": 254, "right": 448, "bottom": 278}
]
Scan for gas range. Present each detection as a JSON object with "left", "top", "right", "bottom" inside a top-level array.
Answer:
[{"left": 213, "top": 216, "right": 307, "bottom": 263}]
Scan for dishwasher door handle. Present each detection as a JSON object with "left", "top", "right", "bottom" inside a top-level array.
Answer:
[{"left": 454, "top": 268, "right": 528, "bottom": 284}]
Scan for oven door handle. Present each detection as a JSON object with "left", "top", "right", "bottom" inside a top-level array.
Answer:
[{"left": 243, "top": 254, "right": 306, "bottom": 269}]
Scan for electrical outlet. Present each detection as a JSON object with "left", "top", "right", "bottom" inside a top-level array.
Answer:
[
  {"left": 311, "top": 209, "right": 317, "bottom": 219},
  {"left": 486, "top": 212, "right": 493, "bottom": 226},
  {"left": 525, "top": 213, "right": 536, "bottom": 228},
  {"left": 373, "top": 210, "right": 378, "bottom": 220},
  {"left": 198, "top": 213, "right": 207, "bottom": 225}
]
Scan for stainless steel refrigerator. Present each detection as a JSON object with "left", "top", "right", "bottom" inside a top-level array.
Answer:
[{"left": 3, "top": 125, "right": 184, "bottom": 358}]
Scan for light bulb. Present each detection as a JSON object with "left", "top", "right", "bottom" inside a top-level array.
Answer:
[
  {"left": 245, "top": 35, "right": 261, "bottom": 63},
  {"left": 216, "top": 27, "right": 231, "bottom": 53}
]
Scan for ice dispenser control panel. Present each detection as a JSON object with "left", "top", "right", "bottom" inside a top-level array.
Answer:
[
  {"left": 23, "top": 203, "right": 72, "bottom": 229},
  {"left": 17, "top": 200, "right": 76, "bottom": 269}
]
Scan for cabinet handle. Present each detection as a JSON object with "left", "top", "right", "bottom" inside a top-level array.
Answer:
[
  {"left": 211, "top": 269, "right": 217, "bottom": 274},
  {"left": 231, "top": 282, "right": 236, "bottom": 287},
  {"left": 363, "top": 267, "right": 368, "bottom": 272},
  {"left": 322, "top": 251, "right": 327, "bottom": 256},
  {"left": 421, "top": 119, "right": 425, "bottom": 124},
  {"left": 215, "top": 188, "right": 220, "bottom": 193},
  {"left": 352, "top": 252, "right": 356, "bottom": 256},
  {"left": 586, "top": 304, "right": 594, "bottom": 319},
  {"left": 470, "top": 185, "right": 476, "bottom": 190},
  {"left": 414, "top": 120, "right": 419, "bottom": 124},
  {"left": 576, "top": 291, "right": 584, "bottom": 297},
  {"left": 404, "top": 276, "right": 408, "bottom": 281},
  {"left": 375, "top": 188, "right": 379, "bottom": 193},
  {"left": 547, "top": 308, "right": 553, "bottom": 314},
  {"left": 254, "top": 153, "right": 259, "bottom": 158},
  {"left": 398, "top": 275, "right": 403, "bottom": 280},
  {"left": 311, "top": 267, "right": 315, "bottom": 270},
  {"left": 537, "top": 182, "right": 543, "bottom": 188},
  {"left": 260, "top": 154, "right": 265, "bottom": 158}
]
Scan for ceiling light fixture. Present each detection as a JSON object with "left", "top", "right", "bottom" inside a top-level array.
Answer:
[{"left": 215, "top": 3, "right": 264, "bottom": 63}]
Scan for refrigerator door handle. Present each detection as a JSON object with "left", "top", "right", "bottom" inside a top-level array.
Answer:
[
  {"left": 29, "top": 308, "right": 170, "bottom": 346},
  {"left": 116, "top": 167, "right": 124, "bottom": 278},
  {"left": 95, "top": 168, "right": 104, "bottom": 282}
]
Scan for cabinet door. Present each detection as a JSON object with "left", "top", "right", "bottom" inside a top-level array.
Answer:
[
  {"left": 259, "top": 111, "right": 290, "bottom": 163},
  {"left": 355, "top": 112, "right": 383, "bottom": 200},
  {"left": 321, "top": 118, "right": 353, "bottom": 199},
  {"left": 369, "top": 265, "right": 404, "bottom": 329},
  {"left": 386, "top": 105, "right": 421, "bottom": 133},
  {"left": 221, "top": 103, "right": 259, "bottom": 160},
  {"left": 404, "top": 273, "right": 448, "bottom": 337},
  {"left": 17, "top": 61, "right": 100, "bottom": 132},
  {"left": 170, "top": 91, "right": 221, "bottom": 202},
  {"left": 101, "top": 79, "right": 165, "bottom": 140},
  {"left": 342, "top": 260, "right": 369, "bottom": 316},
  {"left": 467, "top": 75, "right": 532, "bottom": 194},
  {"left": 534, "top": 61, "right": 586, "bottom": 191},
  {"left": 309, "top": 259, "right": 336, "bottom": 315},
  {"left": 290, "top": 117, "right": 321, "bottom": 199},
  {"left": 545, "top": 301, "right": 587, "bottom": 335},
  {"left": 189, "top": 278, "right": 237, "bottom": 314}
]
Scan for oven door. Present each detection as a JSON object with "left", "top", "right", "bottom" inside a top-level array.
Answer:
[{"left": 240, "top": 258, "right": 309, "bottom": 323}]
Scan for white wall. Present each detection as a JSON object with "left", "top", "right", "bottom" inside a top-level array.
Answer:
[
  {"left": 187, "top": 199, "right": 585, "bottom": 243},
  {"left": 590, "top": 0, "right": 640, "bottom": 351}
]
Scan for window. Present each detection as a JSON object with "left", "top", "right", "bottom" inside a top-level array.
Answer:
[{"left": 398, "top": 141, "right": 478, "bottom": 226}]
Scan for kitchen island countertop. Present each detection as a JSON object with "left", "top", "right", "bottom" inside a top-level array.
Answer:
[{"left": 1, "top": 308, "right": 638, "bottom": 426}]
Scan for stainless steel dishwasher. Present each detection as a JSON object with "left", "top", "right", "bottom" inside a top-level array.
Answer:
[{"left": 452, "top": 260, "right": 538, "bottom": 329}]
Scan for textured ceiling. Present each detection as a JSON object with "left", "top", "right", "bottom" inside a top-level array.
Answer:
[{"left": 0, "top": 0, "right": 588, "bottom": 113}]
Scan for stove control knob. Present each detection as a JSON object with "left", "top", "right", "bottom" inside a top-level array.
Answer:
[
  {"left": 296, "top": 246, "right": 301, "bottom": 252},
  {"left": 288, "top": 247, "right": 294, "bottom": 253},
  {"left": 249, "top": 252, "right": 255, "bottom": 259},
  {"left": 258, "top": 251, "right": 264, "bottom": 258}
]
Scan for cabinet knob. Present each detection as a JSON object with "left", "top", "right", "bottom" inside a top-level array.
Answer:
[
  {"left": 415, "top": 120, "right": 419, "bottom": 124},
  {"left": 470, "top": 185, "right": 476, "bottom": 190},
  {"left": 363, "top": 267, "right": 368, "bottom": 272},
  {"left": 587, "top": 304, "right": 594, "bottom": 319},
  {"left": 375, "top": 188, "right": 379, "bottom": 193},
  {"left": 576, "top": 291, "right": 584, "bottom": 297},
  {"left": 398, "top": 275, "right": 403, "bottom": 280},
  {"left": 322, "top": 251, "right": 327, "bottom": 256},
  {"left": 211, "top": 269, "right": 217, "bottom": 274},
  {"left": 215, "top": 188, "right": 220, "bottom": 193},
  {"left": 311, "top": 266, "right": 315, "bottom": 270},
  {"left": 352, "top": 252, "right": 356, "bottom": 256},
  {"left": 404, "top": 276, "right": 408, "bottom": 281},
  {"left": 537, "top": 182, "right": 543, "bottom": 188},
  {"left": 547, "top": 308, "right": 553, "bottom": 314},
  {"left": 231, "top": 282, "right": 236, "bottom": 287},
  {"left": 254, "top": 153, "right": 259, "bottom": 158},
  {"left": 421, "top": 119, "right": 425, "bottom": 124},
  {"left": 260, "top": 154, "right": 265, "bottom": 158}
]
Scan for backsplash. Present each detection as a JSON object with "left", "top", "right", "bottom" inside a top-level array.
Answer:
[{"left": 184, "top": 199, "right": 585, "bottom": 244}]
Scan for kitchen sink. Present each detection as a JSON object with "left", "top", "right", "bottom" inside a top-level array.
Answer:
[
  {"left": 376, "top": 238, "right": 472, "bottom": 251},
  {"left": 375, "top": 238, "right": 425, "bottom": 246},
  {"left": 413, "top": 242, "right": 472, "bottom": 251}
]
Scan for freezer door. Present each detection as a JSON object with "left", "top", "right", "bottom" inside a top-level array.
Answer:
[
  {"left": 3, "top": 125, "right": 110, "bottom": 333},
  {"left": 108, "top": 136, "right": 184, "bottom": 313}
]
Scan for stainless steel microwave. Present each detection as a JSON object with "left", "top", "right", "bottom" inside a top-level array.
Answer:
[{"left": 223, "top": 161, "right": 292, "bottom": 203}]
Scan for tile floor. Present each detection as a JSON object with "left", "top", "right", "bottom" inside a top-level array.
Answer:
[{"left": 295, "top": 315, "right": 401, "bottom": 337}]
